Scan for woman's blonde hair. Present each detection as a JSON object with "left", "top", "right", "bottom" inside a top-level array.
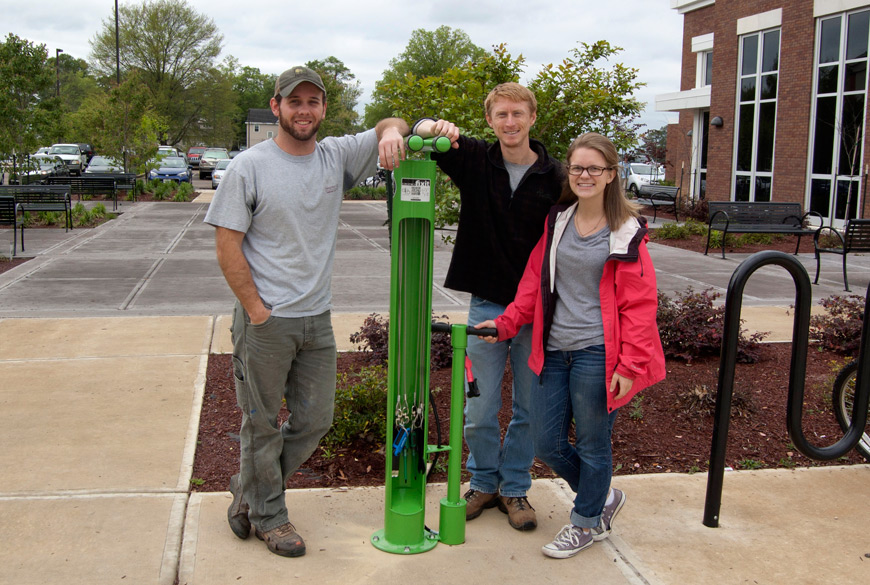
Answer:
[{"left": 558, "top": 132, "right": 640, "bottom": 229}]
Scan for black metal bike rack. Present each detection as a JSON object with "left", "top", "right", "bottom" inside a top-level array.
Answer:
[{"left": 703, "top": 250, "right": 870, "bottom": 527}]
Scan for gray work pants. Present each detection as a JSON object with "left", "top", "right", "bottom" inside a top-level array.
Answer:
[{"left": 231, "top": 301, "right": 336, "bottom": 531}]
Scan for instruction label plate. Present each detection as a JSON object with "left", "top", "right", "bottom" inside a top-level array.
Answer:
[{"left": 400, "top": 178, "right": 431, "bottom": 202}]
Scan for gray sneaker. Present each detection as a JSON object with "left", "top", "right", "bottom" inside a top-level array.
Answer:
[
  {"left": 542, "top": 524, "right": 593, "bottom": 559},
  {"left": 591, "top": 488, "right": 625, "bottom": 541},
  {"left": 227, "top": 474, "right": 251, "bottom": 539}
]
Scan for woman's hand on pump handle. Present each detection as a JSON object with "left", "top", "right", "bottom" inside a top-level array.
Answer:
[{"left": 474, "top": 320, "right": 499, "bottom": 344}]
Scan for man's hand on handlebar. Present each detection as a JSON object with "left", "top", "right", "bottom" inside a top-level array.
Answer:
[
  {"left": 415, "top": 119, "right": 461, "bottom": 149},
  {"left": 474, "top": 320, "right": 499, "bottom": 344}
]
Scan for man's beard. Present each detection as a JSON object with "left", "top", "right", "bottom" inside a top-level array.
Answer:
[{"left": 278, "top": 110, "right": 322, "bottom": 141}]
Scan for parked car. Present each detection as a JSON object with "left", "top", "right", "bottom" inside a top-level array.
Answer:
[
  {"left": 76, "top": 143, "right": 96, "bottom": 163},
  {"left": 47, "top": 143, "right": 88, "bottom": 175},
  {"left": 623, "top": 162, "right": 666, "bottom": 195},
  {"left": 85, "top": 156, "right": 124, "bottom": 174},
  {"left": 211, "top": 159, "right": 231, "bottom": 189},
  {"left": 157, "top": 145, "right": 181, "bottom": 159},
  {"left": 229, "top": 150, "right": 243, "bottom": 159},
  {"left": 198, "top": 148, "right": 229, "bottom": 179},
  {"left": 34, "top": 147, "right": 50, "bottom": 155},
  {"left": 16, "top": 155, "right": 70, "bottom": 185},
  {"left": 148, "top": 156, "right": 192, "bottom": 183},
  {"left": 186, "top": 146, "right": 207, "bottom": 169}
]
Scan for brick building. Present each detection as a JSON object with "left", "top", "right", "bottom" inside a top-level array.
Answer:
[{"left": 657, "top": 0, "right": 870, "bottom": 226}]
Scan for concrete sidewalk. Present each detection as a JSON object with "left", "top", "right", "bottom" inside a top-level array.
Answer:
[{"left": 0, "top": 198, "right": 868, "bottom": 584}]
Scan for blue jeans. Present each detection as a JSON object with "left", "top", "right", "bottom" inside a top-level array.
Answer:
[
  {"left": 532, "top": 345, "right": 618, "bottom": 529},
  {"left": 231, "top": 302, "right": 337, "bottom": 532},
  {"left": 465, "top": 296, "right": 535, "bottom": 497}
]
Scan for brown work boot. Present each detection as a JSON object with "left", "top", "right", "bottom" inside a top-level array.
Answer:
[
  {"left": 227, "top": 474, "right": 251, "bottom": 539},
  {"left": 463, "top": 488, "right": 499, "bottom": 520},
  {"left": 254, "top": 522, "right": 306, "bottom": 557},
  {"left": 498, "top": 495, "right": 537, "bottom": 531}
]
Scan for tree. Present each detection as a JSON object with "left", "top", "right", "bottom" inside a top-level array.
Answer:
[
  {"left": 226, "top": 59, "right": 275, "bottom": 148},
  {"left": 364, "top": 26, "right": 487, "bottom": 127},
  {"left": 307, "top": 57, "right": 363, "bottom": 137},
  {"left": 0, "top": 34, "right": 59, "bottom": 160},
  {"left": 634, "top": 126, "right": 668, "bottom": 166},
  {"left": 89, "top": 0, "right": 224, "bottom": 145},
  {"left": 528, "top": 41, "right": 645, "bottom": 159},
  {"left": 67, "top": 70, "right": 168, "bottom": 173}
]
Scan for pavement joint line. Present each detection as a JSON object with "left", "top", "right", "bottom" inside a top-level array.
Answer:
[
  {"left": 0, "top": 353, "right": 207, "bottom": 363},
  {"left": 339, "top": 219, "right": 389, "bottom": 253},
  {"left": 0, "top": 490, "right": 186, "bottom": 500},
  {"left": 433, "top": 282, "right": 465, "bottom": 305},
  {"left": 0, "top": 256, "right": 58, "bottom": 292},
  {"left": 163, "top": 204, "right": 206, "bottom": 255},
  {"left": 120, "top": 257, "right": 166, "bottom": 310},
  {"left": 177, "top": 493, "right": 202, "bottom": 585}
]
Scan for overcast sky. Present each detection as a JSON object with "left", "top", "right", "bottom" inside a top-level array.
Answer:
[{"left": 2, "top": 0, "right": 684, "bottom": 129}]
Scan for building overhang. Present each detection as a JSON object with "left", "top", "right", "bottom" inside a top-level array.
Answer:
[
  {"left": 671, "top": 0, "right": 715, "bottom": 14},
  {"left": 655, "top": 86, "right": 712, "bottom": 112}
]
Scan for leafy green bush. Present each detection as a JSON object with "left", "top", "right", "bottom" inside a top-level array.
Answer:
[
  {"left": 173, "top": 182, "right": 194, "bottom": 202},
  {"left": 345, "top": 185, "right": 387, "bottom": 200},
  {"left": 153, "top": 181, "right": 174, "bottom": 201},
  {"left": 657, "top": 287, "right": 766, "bottom": 363},
  {"left": 809, "top": 294, "right": 865, "bottom": 354},
  {"left": 326, "top": 365, "right": 388, "bottom": 446},
  {"left": 653, "top": 218, "right": 708, "bottom": 239}
]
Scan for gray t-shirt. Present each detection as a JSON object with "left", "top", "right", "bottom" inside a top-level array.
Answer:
[
  {"left": 547, "top": 223, "right": 610, "bottom": 351},
  {"left": 204, "top": 131, "right": 379, "bottom": 317},
  {"left": 504, "top": 160, "right": 532, "bottom": 194}
]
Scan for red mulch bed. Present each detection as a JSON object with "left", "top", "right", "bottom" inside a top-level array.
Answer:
[{"left": 190, "top": 344, "right": 865, "bottom": 493}]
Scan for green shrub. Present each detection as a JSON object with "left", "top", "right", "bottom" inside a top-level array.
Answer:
[
  {"left": 809, "top": 294, "right": 865, "bottom": 354},
  {"left": 153, "top": 181, "right": 174, "bottom": 201},
  {"left": 326, "top": 365, "right": 389, "bottom": 446},
  {"left": 657, "top": 287, "right": 767, "bottom": 363},
  {"left": 653, "top": 218, "right": 708, "bottom": 240},
  {"left": 173, "top": 182, "right": 194, "bottom": 202},
  {"left": 345, "top": 185, "right": 387, "bottom": 200}
]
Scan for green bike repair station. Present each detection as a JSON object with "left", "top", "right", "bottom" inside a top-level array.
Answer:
[{"left": 370, "top": 134, "right": 480, "bottom": 554}]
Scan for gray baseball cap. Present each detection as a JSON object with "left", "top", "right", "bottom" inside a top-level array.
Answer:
[{"left": 274, "top": 66, "right": 326, "bottom": 98}]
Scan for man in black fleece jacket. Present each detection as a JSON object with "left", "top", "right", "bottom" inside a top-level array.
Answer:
[{"left": 414, "top": 82, "right": 564, "bottom": 531}]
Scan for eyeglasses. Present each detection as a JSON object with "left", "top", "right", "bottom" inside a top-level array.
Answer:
[{"left": 566, "top": 165, "right": 612, "bottom": 176}]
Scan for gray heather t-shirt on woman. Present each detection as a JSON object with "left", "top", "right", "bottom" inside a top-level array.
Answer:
[
  {"left": 547, "top": 224, "right": 610, "bottom": 351},
  {"left": 204, "top": 131, "right": 379, "bottom": 318}
]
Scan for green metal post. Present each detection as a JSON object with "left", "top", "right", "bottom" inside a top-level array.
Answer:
[{"left": 437, "top": 323, "right": 468, "bottom": 545}]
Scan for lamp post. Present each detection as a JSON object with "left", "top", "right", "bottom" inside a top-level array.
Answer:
[{"left": 56, "top": 48, "right": 63, "bottom": 98}]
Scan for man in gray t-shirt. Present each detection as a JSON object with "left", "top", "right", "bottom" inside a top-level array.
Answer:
[{"left": 204, "top": 65, "right": 457, "bottom": 558}]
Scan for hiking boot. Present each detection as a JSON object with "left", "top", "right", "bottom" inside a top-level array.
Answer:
[
  {"left": 590, "top": 488, "right": 626, "bottom": 541},
  {"left": 254, "top": 522, "right": 306, "bottom": 557},
  {"left": 227, "top": 474, "right": 251, "bottom": 539},
  {"left": 463, "top": 489, "right": 499, "bottom": 520},
  {"left": 542, "top": 524, "right": 593, "bottom": 558},
  {"left": 497, "top": 495, "right": 537, "bottom": 530}
]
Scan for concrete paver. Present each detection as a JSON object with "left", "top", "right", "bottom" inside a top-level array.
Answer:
[{"left": 0, "top": 200, "right": 867, "bottom": 584}]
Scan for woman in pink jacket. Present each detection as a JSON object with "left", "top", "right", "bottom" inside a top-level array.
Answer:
[{"left": 476, "top": 132, "right": 665, "bottom": 559}]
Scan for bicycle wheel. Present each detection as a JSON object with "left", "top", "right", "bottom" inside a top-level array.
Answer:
[{"left": 832, "top": 360, "right": 870, "bottom": 461}]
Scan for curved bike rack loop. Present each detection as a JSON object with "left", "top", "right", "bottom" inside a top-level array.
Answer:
[{"left": 703, "top": 251, "right": 870, "bottom": 527}]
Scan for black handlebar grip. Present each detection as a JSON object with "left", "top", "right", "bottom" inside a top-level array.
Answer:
[{"left": 431, "top": 322, "right": 498, "bottom": 338}]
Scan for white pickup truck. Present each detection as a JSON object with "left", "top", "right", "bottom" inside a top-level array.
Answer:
[{"left": 48, "top": 143, "right": 88, "bottom": 176}]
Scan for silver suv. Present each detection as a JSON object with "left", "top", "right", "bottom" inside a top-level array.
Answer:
[
  {"left": 198, "top": 148, "right": 229, "bottom": 179},
  {"left": 48, "top": 143, "right": 87, "bottom": 176}
]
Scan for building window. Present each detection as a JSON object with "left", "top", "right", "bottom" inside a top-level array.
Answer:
[
  {"left": 733, "top": 28, "right": 781, "bottom": 202},
  {"left": 267, "top": 131, "right": 274, "bottom": 139},
  {"left": 702, "top": 51, "right": 713, "bottom": 87},
  {"left": 809, "top": 9, "right": 869, "bottom": 223},
  {"left": 254, "top": 125, "right": 260, "bottom": 132}
]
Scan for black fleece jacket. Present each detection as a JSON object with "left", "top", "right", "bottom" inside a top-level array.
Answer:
[{"left": 432, "top": 135, "right": 564, "bottom": 306}]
